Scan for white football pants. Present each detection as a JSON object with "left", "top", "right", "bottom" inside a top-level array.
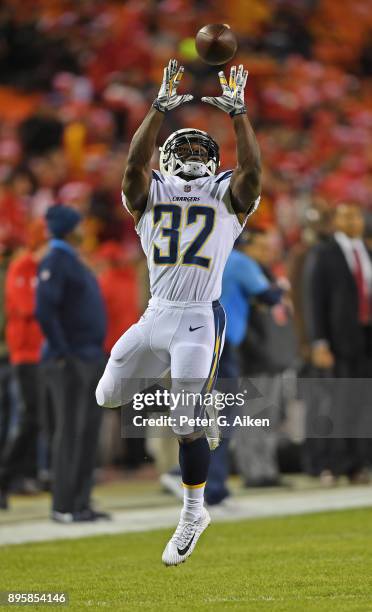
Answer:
[{"left": 96, "top": 297, "right": 226, "bottom": 435}]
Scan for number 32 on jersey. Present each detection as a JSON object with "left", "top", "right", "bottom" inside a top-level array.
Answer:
[{"left": 153, "top": 204, "right": 215, "bottom": 269}]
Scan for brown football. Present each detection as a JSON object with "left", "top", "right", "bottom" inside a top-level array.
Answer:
[{"left": 195, "top": 24, "right": 237, "bottom": 66}]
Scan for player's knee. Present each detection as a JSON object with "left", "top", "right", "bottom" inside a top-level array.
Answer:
[
  {"left": 95, "top": 372, "right": 121, "bottom": 408},
  {"left": 171, "top": 418, "right": 203, "bottom": 438}
]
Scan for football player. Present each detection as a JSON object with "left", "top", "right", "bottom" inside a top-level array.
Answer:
[{"left": 96, "top": 59, "right": 261, "bottom": 565}]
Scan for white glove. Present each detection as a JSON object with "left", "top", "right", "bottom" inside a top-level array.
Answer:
[
  {"left": 153, "top": 59, "right": 193, "bottom": 113},
  {"left": 202, "top": 64, "right": 248, "bottom": 117}
]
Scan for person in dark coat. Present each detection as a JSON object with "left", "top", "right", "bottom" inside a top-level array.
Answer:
[
  {"left": 36, "top": 204, "right": 110, "bottom": 522},
  {"left": 303, "top": 203, "right": 372, "bottom": 483},
  {"left": 205, "top": 230, "right": 284, "bottom": 505}
]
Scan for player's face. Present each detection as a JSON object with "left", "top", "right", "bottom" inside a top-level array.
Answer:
[{"left": 176, "top": 142, "right": 209, "bottom": 164}]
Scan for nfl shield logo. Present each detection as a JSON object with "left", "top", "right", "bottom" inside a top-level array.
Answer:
[{"left": 184, "top": 185, "right": 191, "bottom": 192}]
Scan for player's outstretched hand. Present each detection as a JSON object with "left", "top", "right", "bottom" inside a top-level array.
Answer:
[
  {"left": 153, "top": 59, "right": 193, "bottom": 113},
  {"left": 202, "top": 64, "right": 247, "bottom": 117}
]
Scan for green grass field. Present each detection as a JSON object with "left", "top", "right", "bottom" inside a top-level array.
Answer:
[{"left": 2, "top": 508, "right": 372, "bottom": 611}]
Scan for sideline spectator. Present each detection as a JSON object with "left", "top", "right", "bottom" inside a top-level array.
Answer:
[
  {"left": 0, "top": 249, "right": 13, "bottom": 462},
  {"left": 239, "top": 230, "right": 297, "bottom": 487},
  {"left": 96, "top": 240, "right": 148, "bottom": 471},
  {"left": 96, "top": 240, "right": 140, "bottom": 354},
  {"left": 36, "top": 204, "right": 109, "bottom": 522},
  {"left": 205, "top": 230, "right": 283, "bottom": 506},
  {"left": 0, "top": 220, "right": 45, "bottom": 509},
  {"left": 304, "top": 203, "right": 372, "bottom": 484},
  {"left": 287, "top": 200, "right": 334, "bottom": 477},
  {"left": 287, "top": 199, "right": 333, "bottom": 363}
]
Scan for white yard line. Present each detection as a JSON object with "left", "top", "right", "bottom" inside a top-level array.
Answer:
[{"left": 0, "top": 486, "right": 371, "bottom": 546}]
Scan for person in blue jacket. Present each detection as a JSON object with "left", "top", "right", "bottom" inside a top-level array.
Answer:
[
  {"left": 36, "top": 204, "right": 109, "bottom": 522},
  {"left": 205, "top": 229, "right": 283, "bottom": 506}
]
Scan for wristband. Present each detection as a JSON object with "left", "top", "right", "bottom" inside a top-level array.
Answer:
[
  {"left": 152, "top": 99, "right": 166, "bottom": 113},
  {"left": 229, "top": 106, "right": 247, "bottom": 118}
]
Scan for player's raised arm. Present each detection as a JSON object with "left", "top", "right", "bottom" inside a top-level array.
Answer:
[
  {"left": 122, "top": 59, "right": 193, "bottom": 224},
  {"left": 202, "top": 64, "right": 261, "bottom": 221}
]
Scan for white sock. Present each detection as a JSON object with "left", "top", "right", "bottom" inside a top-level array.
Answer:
[{"left": 181, "top": 482, "right": 205, "bottom": 522}]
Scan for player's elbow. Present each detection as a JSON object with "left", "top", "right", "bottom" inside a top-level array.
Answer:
[
  {"left": 241, "top": 160, "right": 261, "bottom": 187},
  {"left": 248, "top": 163, "right": 262, "bottom": 196},
  {"left": 236, "top": 164, "right": 262, "bottom": 203}
]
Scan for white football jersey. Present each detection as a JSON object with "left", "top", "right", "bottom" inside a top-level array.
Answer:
[{"left": 122, "top": 170, "right": 259, "bottom": 302}]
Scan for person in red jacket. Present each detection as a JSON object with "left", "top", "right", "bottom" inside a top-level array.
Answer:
[
  {"left": 0, "top": 219, "right": 46, "bottom": 509},
  {"left": 96, "top": 241, "right": 147, "bottom": 471},
  {"left": 96, "top": 241, "right": 141, "bottom": 353}
]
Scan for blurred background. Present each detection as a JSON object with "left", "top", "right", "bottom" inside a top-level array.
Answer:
[{"left": 0, "top": 0, "right": 372, "bottom": 525}]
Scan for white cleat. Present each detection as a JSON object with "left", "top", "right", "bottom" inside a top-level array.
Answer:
[{"left": 162, "top": 507, "right": 211, "bottom": 566}]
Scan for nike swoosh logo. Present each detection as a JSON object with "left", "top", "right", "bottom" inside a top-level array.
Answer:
[
  {"left": 189, "top": 325, "right": 204, "bottom": 332},
  {"left": 177, "top": 533, "right": 195, "bottom": 556}
]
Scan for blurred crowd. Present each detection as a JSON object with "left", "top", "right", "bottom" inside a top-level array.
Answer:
[
  {"left": 0, "top": 0, "right": 371, "bottom": 253},
  {"left": 0, "top": 0, "right": 372, "bottom": 511}
]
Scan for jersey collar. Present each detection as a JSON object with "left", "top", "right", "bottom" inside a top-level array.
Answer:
[{"left": 173, "top": 174, "right": 210, "bottom": 187}]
